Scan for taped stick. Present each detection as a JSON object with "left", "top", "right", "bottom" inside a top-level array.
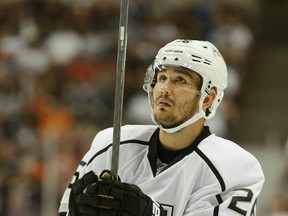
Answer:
[{"left": 111, "top": 0, "right": 129, "bottom": 179}]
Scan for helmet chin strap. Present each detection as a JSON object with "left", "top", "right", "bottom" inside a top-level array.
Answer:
[{"left": 160, "top": 110, "right": 205, "bottom": 133}]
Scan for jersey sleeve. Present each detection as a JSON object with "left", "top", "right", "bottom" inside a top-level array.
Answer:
[
  {"left": 58, "top": 127, "right": 114, "bottom": 215},
  {"left": 184, "top": 138, "right": 265, "bottom": 216},
  {"left": 216, "top": 158, "right": 264, "bottom": 215},
  {"left": 184, "top": 170, "right": 264, "bottom": 216}
]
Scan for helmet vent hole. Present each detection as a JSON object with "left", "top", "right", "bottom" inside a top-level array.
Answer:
[
  {"left": 192, "top": 59, "right": 201, "bottom": 63},
  {"left": 163, "top": 57, "right": 167, "bottom": 60},
  {"left": 192, "top": 54, "right": 201, "bottom": 59},
  {"left": 204, "top": 59, "right": 211, "bottom": 65},
  {"left": 191, "top": 54, "right": 202, "bottom": 63},
  {"left": 175, "top": 58, "right": 178, "bottom": 61},
  {"left": 203, "top": 46, "right": 208, "bottom": 48}
]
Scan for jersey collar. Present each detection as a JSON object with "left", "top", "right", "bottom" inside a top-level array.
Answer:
[{"left": 147, "top": 126, "right": 212, "bottom": 176}]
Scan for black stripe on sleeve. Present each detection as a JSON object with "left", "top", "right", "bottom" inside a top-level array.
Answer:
[
  {"left": 195, "top": 148, "right": 226, "bottom": 192},
  {"left": 213, "top": 206, "right": 219, "bottom": 216},
  {"left": 216, "top": 194, "right": 223, "bottom": 204},
  {"left": 87, "top": 139, "right": 149, "bottom": 165},
  {"left": 212, "top": 194, "right": 223, "bottom": 215}
]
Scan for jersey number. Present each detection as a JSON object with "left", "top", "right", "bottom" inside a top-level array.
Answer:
[
  {"left": 228, "top": 188, "right": 256, "bottom": 215},
  {"left": 162, "top": 204, "right": 174, "bottom": 216}
]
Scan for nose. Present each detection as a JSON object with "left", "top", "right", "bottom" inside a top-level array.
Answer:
[{"left": 160, "top": 80, "right": 172, "bottom": 95}]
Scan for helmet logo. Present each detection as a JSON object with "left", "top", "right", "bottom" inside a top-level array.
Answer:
[{"left": 164, "top": 49, "right": 183, "bottom": 53}]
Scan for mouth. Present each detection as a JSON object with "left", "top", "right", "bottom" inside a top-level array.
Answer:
[{"left": 157, "top": 98, "right": 172, "bottom": 108}]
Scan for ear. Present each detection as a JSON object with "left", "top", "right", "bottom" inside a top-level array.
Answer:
[{"left": 202, "top": 88, "right": 217, "bottom": 112}]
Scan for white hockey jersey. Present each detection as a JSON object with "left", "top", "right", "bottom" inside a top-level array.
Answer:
[{"left": 59, "top": 125, "right": 265, "bottom": 216}]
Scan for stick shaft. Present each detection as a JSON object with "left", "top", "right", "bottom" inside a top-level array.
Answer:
[{"left": 111, "top": 0, "right": 129, "bottom": 179}]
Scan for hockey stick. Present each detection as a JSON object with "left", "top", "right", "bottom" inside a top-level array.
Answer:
[{"left": 111, "top": 0, "right": 130, "bottom": 179}]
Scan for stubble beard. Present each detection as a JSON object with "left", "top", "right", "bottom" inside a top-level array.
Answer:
[
  {"left": 154, "top": 109, "right": 179, "bottom": 128},
  {"left": 154, "top": 102, "right": 198, "bottom": 129}
]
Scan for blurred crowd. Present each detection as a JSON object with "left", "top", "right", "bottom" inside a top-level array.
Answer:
[{"left": 1, "top": 0, "right": 285, "bottom": 216}]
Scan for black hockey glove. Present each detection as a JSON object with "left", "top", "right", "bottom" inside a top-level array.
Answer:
[
  {"left": 68, "top": 171, "right": 99, "bottom": 216},
  {"left": 76, "top": 171, "right": 166, "bottom": 216}
]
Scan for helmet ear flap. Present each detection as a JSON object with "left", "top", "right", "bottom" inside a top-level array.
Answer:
[
  {"left": 203, "top": 87, "right": 217, "bottom": 117},
  {"left": 205, "top": 88, "right": 224, "bottom": 120}
]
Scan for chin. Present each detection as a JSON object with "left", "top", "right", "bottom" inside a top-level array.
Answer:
[
  {"left": 156, "top": 119, "right": 183, "bottom": 129},
  {"left": 154, "top": 112, "right": 183, "bottom": 127}
]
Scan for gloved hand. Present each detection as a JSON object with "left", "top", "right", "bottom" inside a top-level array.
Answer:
[
  {"left": 68, "top": 171, "right": 99, "bottom": 216},
  {"left": 75, "top": 171, "right": 165, "bottom": 216}
]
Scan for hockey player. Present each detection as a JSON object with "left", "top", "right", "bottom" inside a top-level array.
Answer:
[{"left": 59, "top": 39, "right": 265, "bottom": 216}]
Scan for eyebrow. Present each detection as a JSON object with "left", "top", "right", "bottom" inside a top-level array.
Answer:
[{"left": 174, "top": 68, "right": 194, "bottom": 78}]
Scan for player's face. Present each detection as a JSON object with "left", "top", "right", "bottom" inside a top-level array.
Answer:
[{"left": 152, "top": 66, "right": 202, "bottom": 129}]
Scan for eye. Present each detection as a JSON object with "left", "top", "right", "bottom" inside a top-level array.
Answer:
[
  {"left": 157, "top": 74, "right": 167, "bottom": 82},
  {"left": 175, "top": 76, "right": 187, "bottom": 84}
]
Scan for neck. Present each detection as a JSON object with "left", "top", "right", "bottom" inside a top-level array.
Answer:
[{"left": 159, "top": 119, "right": 204, "bottom": 151}]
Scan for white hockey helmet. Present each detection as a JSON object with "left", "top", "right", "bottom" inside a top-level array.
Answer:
[{"left": 143, "top": 39, "right": 228, "bottom": 133}]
